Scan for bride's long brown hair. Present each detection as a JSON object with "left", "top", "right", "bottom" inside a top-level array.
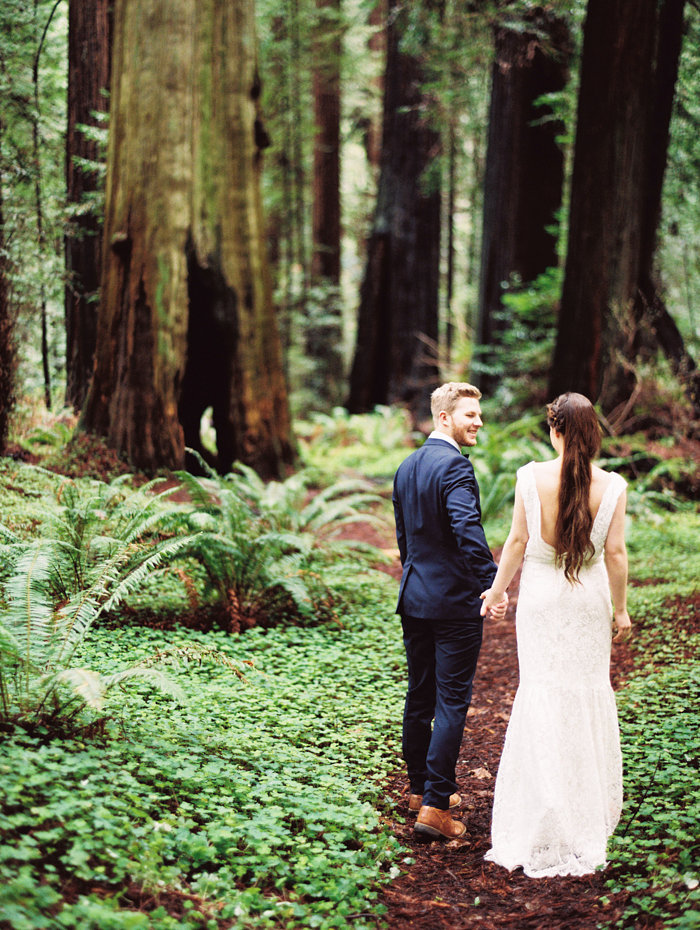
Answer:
[{"left": 546, "top": 393, "right": 602, "bottom": 583}]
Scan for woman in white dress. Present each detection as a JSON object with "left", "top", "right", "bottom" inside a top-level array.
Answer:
[{"left": 479, "top": 392, "right": 633, "bottom": 878}]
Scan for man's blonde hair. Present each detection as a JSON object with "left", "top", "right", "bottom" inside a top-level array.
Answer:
[{"left": 430, "top": 382, "right": 482, "bottom": 424}]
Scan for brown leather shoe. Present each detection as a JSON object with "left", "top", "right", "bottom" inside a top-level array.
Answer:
[
  {"left": 414, "top": 805, "right": 466, "bottom": 839},
  {"left": 408, "top": 792, "right": 460, "bottom": 813}
]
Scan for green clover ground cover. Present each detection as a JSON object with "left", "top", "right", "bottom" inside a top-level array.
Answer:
[
  {"left": 0, "top": 433, "right": 698, "bottom": 930},
  {"left": 605, "top": 512, "right": 700, "bottom": 928},
  {"left": 0, "top": 576, "right": 409, "bottom": 930}
]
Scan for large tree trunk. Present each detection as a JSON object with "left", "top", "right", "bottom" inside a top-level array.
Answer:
[
  {"left": 633, "top": 0, "right": 700, "bottom": 415},
  {"left": 311, "top": 0, "right": 341, "bottom": 285},
  {"left": 549, "top": 0, "right": 696, "bottom": 416},
  {"left": 306, "top": 0, "right": 344, "bottom": 407},
  {"left": 0, "top": 170, "right": 15, "bottom": 453},
  {"left": 64, "top": 0, "right": 112, "bottom": 411},
  {"left": 81, "top": 0, "right": 294, "bottom": 477},
  {"left": 347, "top": 0, "right": 441, "bottom": 423},
  {"left": 363, "top": 0, "right": 386, "bottom": 173},
  {"left": 474, "top": 10, "right": 570, "bottom": 394}
]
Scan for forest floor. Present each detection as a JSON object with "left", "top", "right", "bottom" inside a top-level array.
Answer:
[
  {"left": 7, "top": 427, "right": 694, "bottom": 929},
  {"left": 347, "top": 522, "right": 645, "bottom": 930}
]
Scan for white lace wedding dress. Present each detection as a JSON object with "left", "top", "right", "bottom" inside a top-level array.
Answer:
[{"left": 485, "top": 461, "right": 627, "bottom": 878}]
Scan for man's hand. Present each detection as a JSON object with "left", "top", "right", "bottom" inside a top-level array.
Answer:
[{"left": 480, "top": 589, "right": 508, "bottom": 620}]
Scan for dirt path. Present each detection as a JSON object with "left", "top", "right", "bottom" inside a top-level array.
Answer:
[{"left": 371, "top": 544, "right": 638, "bottom": 930}]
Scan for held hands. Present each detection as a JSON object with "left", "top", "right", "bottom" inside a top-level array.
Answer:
[
  {"left": 612, "top": 609, "right": 633, "bottom": 644},
  {"left": 480, "top": 589, "right": 508, "bottom": 620}
]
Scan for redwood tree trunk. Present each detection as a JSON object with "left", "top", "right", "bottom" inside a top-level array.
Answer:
[
  {"left": 633, "top": 0, "right": 699, "bottom": 414},
  {"left": 347, "top": 0, "right": 441, "bottom": 423},
  {"left": 475, "top": 10, "right": 570, "bottom": 394},
  {"left": 0, "top": 173, "right": 15, "bottom": 453},
  {"left": 65, "top": 0, "right": 111, "bottom": 411},
  {"left": 311, "top": 0, "right": 341, "bottom": 285},
  {"left": 549, "top": 0, "right": 695, "bottom": 414},
  {"left": 307, "top": 0, "right": 344, "bottom": 407},
  {"left": 81, "top": 0, "right": 294, "bottom": 477},
  {"left": 363, "top": 0, "right": 386, "bottom": 173}
]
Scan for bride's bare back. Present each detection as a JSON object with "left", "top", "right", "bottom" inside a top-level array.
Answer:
[{"left": 532, "top": 459, "right": 612, "bottom": 549}]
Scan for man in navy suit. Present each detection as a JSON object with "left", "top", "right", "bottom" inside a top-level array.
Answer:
[{"left": 393, "top": 382, "right": 507, "bottom": 839}]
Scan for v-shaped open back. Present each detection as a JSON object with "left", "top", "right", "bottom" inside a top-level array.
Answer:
[{"left": 519, "top": 461, "right": 626, "bottom": 559}]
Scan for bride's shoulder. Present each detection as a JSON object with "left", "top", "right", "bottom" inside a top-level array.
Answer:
[
  {"left": 592, "top": 464, "right": 627, "bottom": 496},
  {"left": 529, "top": 458, "right": 559, "bottom": 475},
  {"left": 592, "top": 463, "right": 626, "bottom": 483}
]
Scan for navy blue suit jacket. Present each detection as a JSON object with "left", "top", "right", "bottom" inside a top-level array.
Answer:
[{"left": 392, "top": 437, "right": 497, "bottom": 619}]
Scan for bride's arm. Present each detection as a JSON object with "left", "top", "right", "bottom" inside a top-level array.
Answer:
[
  {"left": 604, "top": 491, "right": 632, "bottom": 641},
  {"left": 480, "top": 487, "right": 528, "bottom": 616}
]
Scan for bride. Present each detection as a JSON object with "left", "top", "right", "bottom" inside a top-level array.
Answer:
[{"left": 480, "top": 392, "right": 632, "bottom": 878}]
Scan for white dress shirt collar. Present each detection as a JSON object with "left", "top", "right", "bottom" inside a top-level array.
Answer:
[{"left": 428, "top": 429, "right": 461, "bottom": 452}]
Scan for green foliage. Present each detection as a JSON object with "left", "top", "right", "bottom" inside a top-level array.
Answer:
[
  {"left": 470, "top": 413, "right": 553, "bottom": 523},
  {"left": 0, "top": 410, "right": 698, "bottom": 927},
  {"left": 285, "top": 282, "right": 347, "bottom": 416},
  {"left": 658, "top": 3, "right": 700, "bottom": 357},
  {"left": 602, "top": 433, "right": 699, "bottom": 513},
  {"left": 608, "top": 663, "right": 700, "bottom": 927},
  {"left": 173, "top": 457, "right": 390, "bottom": 631},
  {"left": 0, "top": 470, "right": 249, "bottom": 729},
  {"left": 0, "top": 530, "right": 209, "bottom": 730},
  {"left": 475, "top": 265, "right": 563, "bottom": 413},
  {"left": 601, "top": 513, "right": 700, "bottom": 927},
  {"left": 0, "top": 577, "right": 405, "bottom": 929},
  {"left": 297, "top": 405, "right": 422, "bottom": 481},
  {"left": 0, "top": 1, "right": 68, "bottom": 400}
]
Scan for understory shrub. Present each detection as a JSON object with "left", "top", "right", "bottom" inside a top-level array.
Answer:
[{"left": 169, "top": 458, "right": 391, "bottom": 631}]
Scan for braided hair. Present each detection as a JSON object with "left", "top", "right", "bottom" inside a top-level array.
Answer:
[{"left": 546, "top": 393, "right": 602, "bottom": 583}]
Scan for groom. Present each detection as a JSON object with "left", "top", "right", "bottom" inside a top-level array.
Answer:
[{"left": 393, "top": 382, "right": 507, "bottom": 839}]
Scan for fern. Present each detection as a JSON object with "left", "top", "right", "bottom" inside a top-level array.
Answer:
[
  {"left": 0, "top": 472, "right": 225, "bottom": 729},
  {"left": 173, "top": 457, "right": 389, "bottom": 631}
]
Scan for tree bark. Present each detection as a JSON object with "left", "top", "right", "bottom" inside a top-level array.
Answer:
[
  {"left": 363, "top": 0, "right": 386, "bottom": 173},
  {"left": 81, "top": 0, "right": 294, "bottom": 477},
  {"left": 0, "top": 167, "right": 15, "bottom": 453},
  {"left": 64, "top": 0, "right": 112, "bottom": 411},
  {"left": 311, "top": 0, "right": 341, "bottom": 285},
  {"left": 549, "top": 0, "right": 696, "bottom": 415},
  {"left": 307, "top": 0, "right": 345, "bottom": 407},
  {"left": 475, "top": 10, "right": 570, "bottom": 394},
  {"left": 633, "top": 0, "right": 700, "bottom": 415},
  {"left": 347, "top": 0, "right": 441, "bottom": 423}
]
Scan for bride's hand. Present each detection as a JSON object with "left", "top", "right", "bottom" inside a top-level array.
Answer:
[
  {"left": 612, "top": 609, "right": 632, "bottom": 643},
  {"left": 480, "top": 589, "right": 508, "bottom": 620}
]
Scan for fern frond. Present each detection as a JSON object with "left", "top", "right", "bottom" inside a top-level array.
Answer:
[
  {"left": 4, "top": 543, "right": 57, "bottom": 671},
  {"left": 128, "top": 643, "right": 253, "bottom": 679},
  {"left": 0, "top": 618, "right": 22, "bottom": 663},
  {"left": 255, "top": 530, "right": 313, "bottom": 556},
  {"left": 100, "top": 665, "right": 187, "bottom": 704},
  {"left": 0, "top": 524, "right": 20, "bottom": 543},
  {"left": 53, "top": 667, "right": 106, "bottom": 709},
  {"left": 97, "top": 534, "right": 202, "bottom": 618}
]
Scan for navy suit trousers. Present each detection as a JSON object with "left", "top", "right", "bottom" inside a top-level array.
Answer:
[{"left": 401, "top": 615, "right": 483, "bottom": 809}]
